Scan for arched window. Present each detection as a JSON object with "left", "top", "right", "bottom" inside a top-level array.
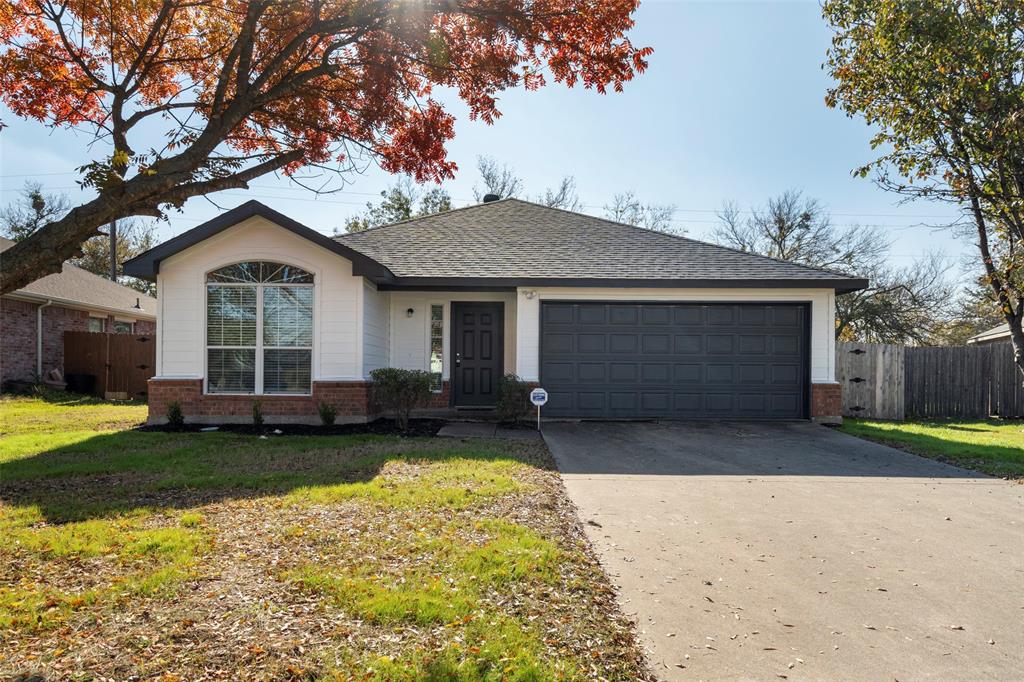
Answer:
[{"left": 206, "top": 261, "right": 313, "bottom": 395}]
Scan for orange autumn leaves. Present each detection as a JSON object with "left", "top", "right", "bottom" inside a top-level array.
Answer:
[{"left": 0, "top": 1, "right": 652, "bottom": 182}]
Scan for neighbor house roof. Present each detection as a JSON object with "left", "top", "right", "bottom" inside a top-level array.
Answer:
[
  {"left": 1, "top": 237, "right": 156, "bottom": 318},
  {"left": 125, "top": 198, "right": 868, "bottom": 292},
  {"left": 966, "top": 323, "right": 1011, "bottom": 345},
  {"left": 337, "top": 198, "right": 868, "bottom": 292}
]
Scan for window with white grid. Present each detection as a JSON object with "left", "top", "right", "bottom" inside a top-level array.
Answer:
[{"left": 205, "top": 262, "right": 313, "bottom": 395}]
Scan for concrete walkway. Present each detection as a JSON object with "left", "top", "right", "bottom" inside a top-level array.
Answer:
[{"left": 544, "top": 421, "right": 1024, "bottom": 681}]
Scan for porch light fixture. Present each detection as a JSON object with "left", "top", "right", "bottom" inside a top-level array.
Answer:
[{"left": 406, "top": 307, "right": 415, "bottom": 317}]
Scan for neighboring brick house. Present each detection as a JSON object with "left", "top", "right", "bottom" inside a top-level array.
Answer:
[{"left": 1, "top": 237, "right": 157, "bottom": 387}]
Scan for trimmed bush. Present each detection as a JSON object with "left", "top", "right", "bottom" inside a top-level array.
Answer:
[
  {"left": 166, "top": 400, "right": 185, "bottom": 429},
  {"left": 318, "top": 401, "right": 338, "bottom": 426},
  {"left": 370, "top": 368, "right": 432, "bottom": 432},
  {"left": 496, "top": 374, "right": 532, "bottom": 425}
]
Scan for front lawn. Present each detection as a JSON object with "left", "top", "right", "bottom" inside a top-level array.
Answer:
[
  {"left": 0, "top": 393, "right": 650, "bottom": 681},
  {"left": 840, "top": 418, "right": 1024, "bottom": 479}
]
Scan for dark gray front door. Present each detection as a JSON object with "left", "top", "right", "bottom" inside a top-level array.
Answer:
[
  {"left": 452, "top": 302, "right": 504, "bottom": 407},
  {"left": 540, "top": 302, "right": 808, "bottom": 419}
]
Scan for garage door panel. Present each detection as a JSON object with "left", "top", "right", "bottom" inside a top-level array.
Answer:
[
  {"left": 609, "top": 363, "right": 638, "bottom": 382},
  {"left": 577, "top": 333, "right": 606, "bottom": 353},
  {"left": 674, "top": 335, "right": 702, "bottom": 353},
  {"left": 609, "top": 307, "right": 639, "bottom": 324},
  {"left": 544, "top": 304, "right": 574, "bottom": 324},
  {"left": 540, "top": 302, "right": 807, "bottom": 419},
  {"left": 577, "top": 363, "right": 605, "bottom": 382},
  {"left": 706, "top": 335, "right": 734, "bottom": 354}
]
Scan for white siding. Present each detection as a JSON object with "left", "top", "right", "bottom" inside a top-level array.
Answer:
[
  {"left": 389, "top": 291, "right": 517, "bottom": 379},
  {"left": 156, "top": 215, "right": 363, "bottom": 382},
  {"left": 514, "top": 287, "right": 837, "bottom": 384},
  {"left": 362, "top": 281, "right": 390, "bottom": 376}
]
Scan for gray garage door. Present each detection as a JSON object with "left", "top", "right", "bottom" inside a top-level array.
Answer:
[{"left": 540, "top": 302, "right": 808, "bottom": 419}]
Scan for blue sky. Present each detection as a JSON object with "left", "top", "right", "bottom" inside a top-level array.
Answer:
[{"left": 0, "top": 1, "right": 970, "bottom": 278}]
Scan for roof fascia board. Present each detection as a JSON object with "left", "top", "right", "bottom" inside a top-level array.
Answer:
[
  {"left": 379, "top": 277, "right": 869, "bottom": 294},
  {"left": 3, "top": 291, "right": 157, "bottom": 319}
]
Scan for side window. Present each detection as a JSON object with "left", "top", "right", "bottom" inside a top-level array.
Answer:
[
  {"left": 429, "top": 304, "right": 444, "bottom": 392},
  {"left": 87, "top": 317, "right": 105, "bottom": 333},
  {"left": 113, "top": 321, "right": 134, "bottom": 334}
]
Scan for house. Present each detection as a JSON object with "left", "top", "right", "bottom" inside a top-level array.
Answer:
[
  {"left": 966, "top": 323, "right": 1011, "bottom": 346},
  {"left": 124, "top": 198, "right": 867, "bottom": 425},
  {"left": 1, "top": 237, "right": 157, "bottom": 387}
]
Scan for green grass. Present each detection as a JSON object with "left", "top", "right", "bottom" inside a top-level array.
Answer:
[
  {"left": 287, "top": 518, "right": 562, "bottom": 626},
  {"left": 0, "top": 395, "right": 642, "bottom": 681},
  {"left": 841, "top": 418, "right": 1024, "bottom": 478}
]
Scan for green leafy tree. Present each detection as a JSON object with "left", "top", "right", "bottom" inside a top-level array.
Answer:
[
  {"left": 714, "top": 191, "right": 954, "bottom": 344},
  {"left": 824, "top": 0, "right": 1024, "bottom": 374}
]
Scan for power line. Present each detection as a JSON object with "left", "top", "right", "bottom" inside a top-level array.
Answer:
[{"left": 0, "top": 175, "right": 963, "bottom": 221}]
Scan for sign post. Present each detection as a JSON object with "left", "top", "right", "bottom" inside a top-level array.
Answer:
[{"left": 529, "top": 388, "right": 549, "bottom": 431}]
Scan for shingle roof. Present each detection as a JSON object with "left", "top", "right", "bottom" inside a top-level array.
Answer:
[
  {"left": 336, "top": 198, "right": 866, "bottom": 291},
  {"left": 967, "top": 323, "right": 1010, "bottom": 344},
  {"left": 1, "top": 237, "right": 157, "bottom": 317}
]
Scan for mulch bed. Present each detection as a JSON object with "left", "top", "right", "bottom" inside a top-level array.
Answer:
[{"left": 138, "top": 418, "right": 448, "bottom": 438}]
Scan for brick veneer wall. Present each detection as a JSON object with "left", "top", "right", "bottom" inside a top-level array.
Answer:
[
  {"left": 1, "top": 298, "right": 90, "bottom": 385},
  {"left": 810, "top": 383, "right": 842, "bottom": 424},
  {"left": 147, "top": 378, "right": 377, "bottom": 424},
  {"left": 1, "top": 296, "right": 157, "bottom": 388}
]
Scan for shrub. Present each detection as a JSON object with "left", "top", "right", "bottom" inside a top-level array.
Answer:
[
  {"left": 252, "top": 400, "right": 263, "bottom": 430},
  {"left": 370, "top": 368, "right": 432, "bottom": 431},
  {"left": 166, "top": 400, "right": 185, "bottom": 429},
  {"left": 496, "top": 374, "right": 532, "bottom": 425},
  {"left": 318, "top": 401, "right": 338, "bottom": 426}
]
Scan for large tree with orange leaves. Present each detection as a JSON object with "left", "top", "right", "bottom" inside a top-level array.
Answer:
[{"left": 0, "top": 1, "right": 650, "bottom": 293}]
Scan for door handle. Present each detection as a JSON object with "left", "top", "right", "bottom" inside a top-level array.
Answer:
[{"left": 455, "top": 352, "right": 462, "bottom": 367}]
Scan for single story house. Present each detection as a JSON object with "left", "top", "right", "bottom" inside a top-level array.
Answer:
[
  {"left": 966, "top": 323, "right": 1011, "bottom": 346},
  {"left": 124, "top": 198, "right": 867, "bottom": 424},
  {"left": 1, "top": 237, "right": 157, "bottom": 387}
]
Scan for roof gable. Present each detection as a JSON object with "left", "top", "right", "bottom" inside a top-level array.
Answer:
[{"left": 123, "top": 201, "right": 395, "bottom": 282}]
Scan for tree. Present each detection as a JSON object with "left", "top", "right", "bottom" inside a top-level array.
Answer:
[
  {"left": 2, "top": 182, "right": 157, "bottom": 294},
  {"left": 73, "top": 221, "right": 157, "bottom": 295},
  {"left": 0, "top": 182, "right": 70, "bottom": 242},
  {"left": 932, "top": 280, "right": 1006, "bottom": 346},
  {"left": 0, "top": 1, "right": 652, "bottom": 294},
  {"left": 471, "top": 155, "right": 581, "bottom": 209},
  {"left": 604, "top": 191, "right": 678, "bottom": 232},
  {"left": 473, "top": 156, "right": 525, "bottom": 201},
  {"left": 342, "top": 177, "right": 452, "bottom": 232},
  {"left": 824, "top": 0, "right": 1024, "bottom": 376},
  {"left": 713, "top": 191, "right": 954, "bottom": 344}
]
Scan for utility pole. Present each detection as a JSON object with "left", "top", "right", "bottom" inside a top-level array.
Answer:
[{"left": 109, "top": 219, "right": 117, "bottom": 281}]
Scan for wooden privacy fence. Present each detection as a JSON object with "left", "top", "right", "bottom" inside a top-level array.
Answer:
[
  {"left": 837, "top": 340, "right": 1024, "bottom": 420},
  {"left": 63, "top": 331, "right": 155, "bottom": 400}
]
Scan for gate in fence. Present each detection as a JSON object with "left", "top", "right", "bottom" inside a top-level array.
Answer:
[
  {"left": 836, "top": 341, "right": 1024, "bottom": 420},
  {"left": 63, "top": 331, "right": 155, "bottom": 400}
]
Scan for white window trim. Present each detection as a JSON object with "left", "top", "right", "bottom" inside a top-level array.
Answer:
[{"left": 204, "top": 278, "right": 314, "bottom": 396}]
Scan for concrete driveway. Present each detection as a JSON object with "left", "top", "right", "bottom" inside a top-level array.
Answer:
[{"left": 544, "top": 421, "right": 1024, "bottom": 681}]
